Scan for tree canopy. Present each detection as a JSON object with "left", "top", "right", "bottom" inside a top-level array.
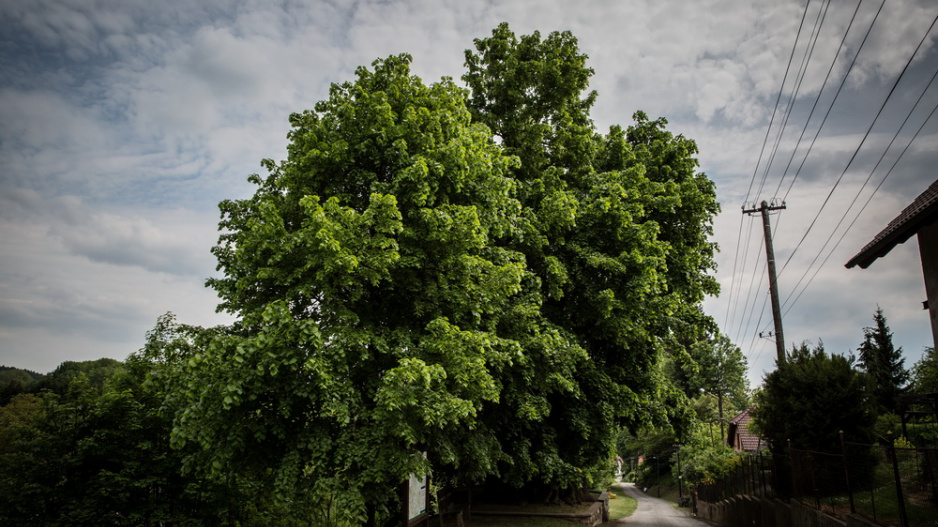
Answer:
[
  {"left": 0, "top": 355, "right": 243, "bottom": 526},
  {"left": 911, "top": 346, "right": 938, "bottom": 395},
  {"left": 163, "top": 23, "right": 720, "bottom": 523},
  {"left": 752, "top": 342, "right": 875, "bottom": 454},
  {"left": 668, "top": 333, "right": 749, "bottom": 410}
]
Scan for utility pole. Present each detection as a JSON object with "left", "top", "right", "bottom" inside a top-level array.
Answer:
[{"left": 743, "top": 199, "right": 787, "bottom": 364}]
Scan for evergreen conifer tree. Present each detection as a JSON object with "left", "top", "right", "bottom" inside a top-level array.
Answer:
[{"left": 857, "top": 307, "right": 909, "bottom": 413}]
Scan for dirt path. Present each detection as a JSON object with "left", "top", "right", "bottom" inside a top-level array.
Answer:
[{"left": 613, "top": 483, "right": 711, "bottom": 527}]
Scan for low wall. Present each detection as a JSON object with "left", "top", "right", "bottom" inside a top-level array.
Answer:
[
  {"left": 697, "top": 495, "right": 885, "bottom": 527},
  {"left": 472, "top": 491, "right": 609, "bottom": 527}
]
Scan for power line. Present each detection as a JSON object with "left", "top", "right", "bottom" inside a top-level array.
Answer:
[
  {"left": 734, "top": 232, "right": 767, "bottom": 346},
  {"left": 725, "top": 0, "right": 814, "bottom": 335},
  {"left": 743, "top": 0, "right": 813, "bottom": 205},
  {"left": 778, "top": 5, "right": 938, "bottom": 278},
  {"left": 777, "top": 66, "right": 938, "bottom": 317},
  {"left": 771, "top": 0, "right": 866, "bottom": 201},
  {"left": 755, "top": 0, "right": 832, "bottom": 202},
  {"left": 777, "top": 95, "right": 938, "bottom": 322},
  {"left": 742, "top": 0, "right": 830, "bottom": 342},
  {"left": 731, "top": 0, "right": 938, "bottom": 371},
  {"left": 733, "top": 0, "right": 834, "bottom": 345},
  {"left": 780, "top": 0, "right": 887, "bottom": 204},
  {"left": 776, "top": 0, "right": 888, "bottom": 275}
]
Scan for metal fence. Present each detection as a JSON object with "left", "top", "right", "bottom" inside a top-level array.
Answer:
[{"left": 696, "top": 440, "right": 938, "bottom": 527}]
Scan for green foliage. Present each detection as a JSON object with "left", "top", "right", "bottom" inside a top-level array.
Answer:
[
  {"left": 617, "top": 426, "right": 677, "bottom": 489},
  {"left": 666, "top": 333, "right": 749, "bottom": 415},
  {"left": 752, "top": 342, "right": 876, "bottom": 454},
  {"left": 856, "top": 307, "right": 909, "bottom": 413},
  {"left": 621, "top": 395, "right": 741, "bottom": 490},
  {"left": 461, "top": 22, "right": 719, "bottom": 483},
  {"left": 677, "top": 443, "right": 739, "bottom": 487},
  {"left": 910, "top": 346, "right": 938, "bottom": 395},
  {"left": 874, "top": 413, "right": 902, "bottom": 439},
  {"left": 189, "top": 54, "right": 522, "bottom": 523},
  {"left": 164, "top": 23, "right": 720, "bottom": 520},
  {"left": 37, "top": 358, "right": 126, "bottom": 395}
]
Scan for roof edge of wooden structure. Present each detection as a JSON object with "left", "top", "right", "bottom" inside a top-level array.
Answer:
[{"left": 845, "top": 180, "right": 938, "bottom": 270}]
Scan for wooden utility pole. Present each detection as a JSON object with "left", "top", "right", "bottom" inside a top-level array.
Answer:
[{"left": 743, "top": 199, "right": 787, "bottom": 364}]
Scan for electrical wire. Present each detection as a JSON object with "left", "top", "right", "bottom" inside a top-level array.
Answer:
[
  {"left": 725, "top": 0, "right": 814, "bottom": 335},
  {"left": 771, "top": 0, "right": 865, "bottom": 201},
  {"left": 777, "top": 95, "right": 938, "bottom": 323},
  {"left": 777, "top": 4, "right": 936, "bottom": 277},
  {"left": 777, "top": 66, "right": 938, "bottom": 318},
  {"left": 743, "top": 0, "right": 813, "bottom": 205},
  {"left": 727, "top": 1, "right": 938, "bottom": 376},
  {"left": 755, "top": 0, "right": 832, "bottom": 203},
  {"left": 733, "top": 0, "right": 832, "bottom": 347}
]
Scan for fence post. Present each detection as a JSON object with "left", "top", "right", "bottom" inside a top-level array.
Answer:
[
  {"left": 839, "top": 430, "right": 855, "bottom": 514},
  {"left": 809, "top": 451, "right": 819, "bottom": 510},
  {"left": 758, "top": 453, "right": 765, "bottom": 498},
  {"left": 788, "top": 439, "right": 797, "bottom": 502},
  {"left": 887, "top": 432, "right": 910, "bottom": 527},
  {"left": 748, "top": 456, "right": 754, "bottom": 496}
]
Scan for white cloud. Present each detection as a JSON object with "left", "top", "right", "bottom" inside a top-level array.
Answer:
[
  {"left": 1, "top": 188, "right": 218, "bottom": 276},
  {"left": 0, "top": 190, "right": 231, "bottom": 371}
]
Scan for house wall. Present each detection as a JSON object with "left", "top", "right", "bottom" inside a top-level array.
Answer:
[{"left": 918, "top": 221, "right": 938, "bottom": 350}]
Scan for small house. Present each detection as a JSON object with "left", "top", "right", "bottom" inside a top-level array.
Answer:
[{"left": 726, "top": 406, "right": 763, "bottom": 453}]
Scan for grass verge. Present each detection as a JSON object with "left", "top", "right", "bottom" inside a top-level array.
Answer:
[{"left": 605, "top": 486, "right": 638, "bottom": 523}]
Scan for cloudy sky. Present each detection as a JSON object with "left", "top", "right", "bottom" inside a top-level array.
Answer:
[{"left": 2, "top": 0, "right": 936, "bottom": 387}]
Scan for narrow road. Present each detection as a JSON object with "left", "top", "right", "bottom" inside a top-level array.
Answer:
[{"left": 614, "top": 483, "right": 711, "bottom": 527}]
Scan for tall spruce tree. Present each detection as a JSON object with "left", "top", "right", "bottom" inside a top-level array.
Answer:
[{"left": 857, "top": 307, "right": 909, "bottom": 413}]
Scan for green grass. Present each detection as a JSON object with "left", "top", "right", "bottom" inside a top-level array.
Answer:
[
  {"left": 849, "top": 484, "right": 938, "bottom": 527},
  {"left": 605, "top": 487, "right": 638, "bottom": 523}
]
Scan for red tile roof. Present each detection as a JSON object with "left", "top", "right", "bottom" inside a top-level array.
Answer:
[
  {"left": 846, "top": 179, "right": 938, "bottom": 269},
  {"left": 726, "top": 406, "right": 763, "bottom": 453}
]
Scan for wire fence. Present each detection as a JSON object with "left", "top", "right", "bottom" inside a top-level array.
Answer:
[{"left": 695, "top": 439, "right": 938, "bottom": 527}]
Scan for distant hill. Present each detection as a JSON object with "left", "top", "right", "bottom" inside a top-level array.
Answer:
[
  {"left": 0, "top": 366, "right": 45, "bottom": 405},
  {"left": 0, "top": 365, "right": 44, "bottom": 380},
  {"left": 0, "top": 359, "right": 125, "bottom": 406}
]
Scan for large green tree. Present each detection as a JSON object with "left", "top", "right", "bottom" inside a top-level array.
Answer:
[
  {"left": 857, "top": 307, "right": 909, "bottom": 413},
  {"left": 168, "top": 24, "right": 719, "bottom": 522}
]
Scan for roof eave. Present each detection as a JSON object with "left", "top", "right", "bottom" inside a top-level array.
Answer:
[{"left": 845, "top": 200, "right": 938, "bottom": 269}]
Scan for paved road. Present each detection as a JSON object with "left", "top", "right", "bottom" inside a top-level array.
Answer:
[{"left": 614, "top": 483, "right": 711, "bottom": 527}]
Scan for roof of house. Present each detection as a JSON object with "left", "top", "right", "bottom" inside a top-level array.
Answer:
[
  {"left": 726, "top": 406, "right": 762, "bottom": 452},
  {"left": 845, "top": 179, "right": 938, "bottom": 269}
]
